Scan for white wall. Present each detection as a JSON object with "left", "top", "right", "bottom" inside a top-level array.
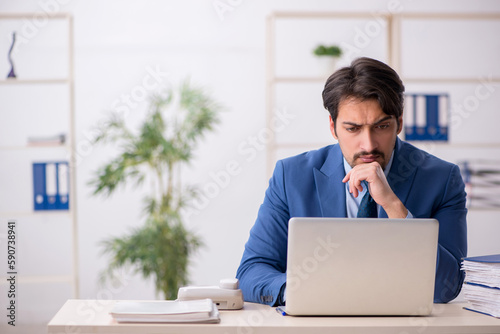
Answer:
[{"left": 1, "top": 0, "right": 500, "bottom": 331}]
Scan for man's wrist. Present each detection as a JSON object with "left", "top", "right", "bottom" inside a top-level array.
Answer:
[{"left": 383, "top": 196, "right": 408, "bottom": 218}]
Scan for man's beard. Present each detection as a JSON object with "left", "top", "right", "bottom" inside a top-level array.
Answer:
[{"left": 351, "top": 149, "right": 386, "bottom": 168}]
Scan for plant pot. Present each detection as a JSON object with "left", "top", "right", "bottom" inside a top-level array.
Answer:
[{"left": 316, "top": 56, "right": 339, "bottom": 79}]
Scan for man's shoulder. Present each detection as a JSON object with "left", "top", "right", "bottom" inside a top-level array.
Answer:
[{"left": 397, "top": 140, "right": 457, "bottom": 172}]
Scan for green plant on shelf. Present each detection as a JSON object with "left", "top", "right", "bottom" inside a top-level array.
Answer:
[
  {"left": 89, "top": 79, "right": 221, "bottom": 299},
  {"left": 313, "top": 45, "right": 342, "bottom": 57}
]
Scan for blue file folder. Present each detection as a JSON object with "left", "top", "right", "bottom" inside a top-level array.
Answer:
[
  {"left": 33, "top": 161, "right": 70, "bottom": 211},
  {"left": 405, "top": 93, "right": 449, "bottom": 141}
]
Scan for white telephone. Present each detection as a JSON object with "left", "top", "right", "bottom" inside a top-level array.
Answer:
[{"left": 177, "top": 278, "right": 244, "bottom": 310}]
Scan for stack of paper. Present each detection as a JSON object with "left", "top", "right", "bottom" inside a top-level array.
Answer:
[
  {"left": 110, "top": 298, "right": 220, "bottom": 323},
  {"left": 27, "top": 133, "right": 66, "bottom": 146},
  {"left": 459, "top": 160, "right": 500, "bottom": 209},
  {"left": 461, "top": 254, "right": 500, "bottom": 318}
]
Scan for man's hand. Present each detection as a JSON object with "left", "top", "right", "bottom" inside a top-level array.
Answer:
[{"left": 342, "top": 162, "right": 408, "bottom": 218}]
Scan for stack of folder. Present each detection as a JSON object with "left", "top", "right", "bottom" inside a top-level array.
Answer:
[
  {"left": 461, "top": 254, "right": 500, "bottom": 318},
  {"left": 110, "top": 299, "right": 220, "bottom": 323}
]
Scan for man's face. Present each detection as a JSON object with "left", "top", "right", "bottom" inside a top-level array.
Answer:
[{"left": 330, "top": 97, "right": 403, "bottom": 170}]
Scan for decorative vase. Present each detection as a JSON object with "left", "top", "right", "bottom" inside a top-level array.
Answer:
[
  {"left": 7, "top": 32, "right": 17, "bottom": 79},
  {"left": 316, "top": 56, "right": 339, "bottom": 79}
]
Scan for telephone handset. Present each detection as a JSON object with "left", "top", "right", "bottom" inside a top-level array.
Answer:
[{"left": 177, "top": 278, "right": 244, "bottom": 310}]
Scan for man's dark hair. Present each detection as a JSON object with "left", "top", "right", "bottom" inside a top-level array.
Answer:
[{"left": 322, "top": 57, "right": 405, "bottom": 132}]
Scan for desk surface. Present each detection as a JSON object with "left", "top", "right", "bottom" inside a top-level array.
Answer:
[{"left": 48, "top": 299, "right": 500, "bottom": 334}]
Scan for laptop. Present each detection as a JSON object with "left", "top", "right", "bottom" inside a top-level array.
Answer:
[{"left": 285, "top": 217, "right": 439, "bottom": 316}]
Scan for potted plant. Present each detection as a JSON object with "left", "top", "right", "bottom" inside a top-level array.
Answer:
[
  {"left": 313, "top": 44, "right": 343, "bottom": 77},
  {"left": 89, "top": 79, "right": 221, "bottom": 299}
]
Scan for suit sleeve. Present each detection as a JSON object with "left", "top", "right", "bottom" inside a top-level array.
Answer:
[
  {"left": 432, "top": 164, "right": 468, "bottom": 303},
  {"left": 236, "top": 161, "right": 289, "bottom": 306}
]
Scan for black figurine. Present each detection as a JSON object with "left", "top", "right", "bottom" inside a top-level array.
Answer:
[{"left": 7, "top": 32, "right": 16, "bottom": 79}]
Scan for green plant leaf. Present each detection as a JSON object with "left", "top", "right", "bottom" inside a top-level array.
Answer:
[{"left": 313, "top": 44, "right": 342, "bottom": 57}]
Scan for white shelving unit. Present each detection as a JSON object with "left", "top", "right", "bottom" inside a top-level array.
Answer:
[
  {"left": 265, "top": 12, "right": 500, "bottom": 205},
  {"left": 0, "top": 13, "right": 79, "bottom": 299},
  {"left": 266, "top": 12, "right": 394, "bottom": 177}
]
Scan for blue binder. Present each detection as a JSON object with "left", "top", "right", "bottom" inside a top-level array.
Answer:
[
  {"left": 33, "top": 163, "right": 47, "bottom": 211},
  {"left": 405, "top": 93, "right": 449, "bottom": 141},
  {"left": 32, "top": 161, "right": 70, "bottom": 211},
  {"left": 463, "top": 254, "right": 500, "bottom": 263}
]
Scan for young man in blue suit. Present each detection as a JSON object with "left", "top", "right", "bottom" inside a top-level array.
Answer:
[{"left": 236, "top": 57, "right": 467, "bottom": 306}]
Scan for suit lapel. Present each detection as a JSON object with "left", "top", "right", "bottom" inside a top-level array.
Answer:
[
  {"left": 380, "top": 138, "right": 419, "bottom": 218},
  {"left": 313, "top": 145, "right": 347, "bottom": 217}
]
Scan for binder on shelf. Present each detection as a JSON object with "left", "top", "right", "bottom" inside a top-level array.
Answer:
[
  {"left": 32, "top": 161, "right": 70, "bottom": 211},
  {"left": 404, "top": 93, "right": 449, "bottom": 142},
  {"left": 46, "top": 163, "right": 58, "bottom": 210},
  {"left": 33, "top": 163, "right": 46, "bottom": 211},
  {"left": 58, "top": 162, "right": 69, "bottom": 209}
]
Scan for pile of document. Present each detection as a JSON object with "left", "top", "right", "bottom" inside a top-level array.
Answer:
[
  {"left": 461, "top": 254, "right": 500, "bottom": 318},
  {"left": 458, "top": 160, "right": 500, "bottom": 209},
  {"left": 110, "top": 298, "right": 220, "bottom": 323}
]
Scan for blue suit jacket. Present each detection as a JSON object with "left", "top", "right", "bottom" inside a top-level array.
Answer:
[{"left": 236, "top": 138, "right": 467, "bottom": 305}]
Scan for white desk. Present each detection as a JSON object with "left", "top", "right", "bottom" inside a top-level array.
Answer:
[{"left": 48, "top": 299, "right": 500, "bottom": 334}]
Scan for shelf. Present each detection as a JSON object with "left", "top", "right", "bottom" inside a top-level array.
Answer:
[
  {"left": 0, "top": 13, "right": 71, "bottom": 19},
  {"left": 402, "top": 77, "right": 500, "bottom": 84},
  {"left": 267, "top": 11, "right": 500, "bottom": 179},
  {"left": 271, "top": 77, "right": 326, "bottom": 84},
  {"left": 0, "top": 211, "right": 72, "bottom": 218},
  {"left": 270, "top": 11, "right": 500, "bottom": 21},
  {"left": 273, "top": 142, "right": 500, "bottom": 150},
  {"left": 0, "top": 275, "right": 73, "bottom": 284},
  {"left": 0, "top": 79, "right": 71, "bottom": 85},
  {"left": 0, "top": 145, "right": 70, "bottom": 151},
  {"left": 0, "top": 11, "right": 79, "bottom": 302},
  {"left": 467, "top": 207, "right": 500, "bottom": 211},
  {"left": 274, "top": 142, "right": 332, "bottom": 149},
  {"left": 398, "top": 12, "right": 500, "bottom": 20},
  {"left": 270, "top": 77, "right": 500, "bottom": 84},
  {"left": 405, "top": 142, "right": 500, "bottom": 148},
  {"left": 270, "top": 11, "right": 389, "bottom": 19}
]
